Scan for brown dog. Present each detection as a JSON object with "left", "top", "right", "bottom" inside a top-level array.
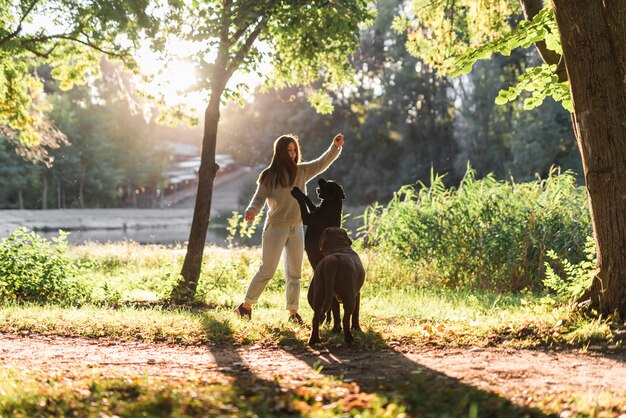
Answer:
[{"left": 308, "top": 227, "right": 365, "bottom": 345}]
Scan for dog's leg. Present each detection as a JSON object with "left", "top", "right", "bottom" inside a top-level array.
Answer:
[
  {"left": 291, "top": 187, "right": 313, "bottom": 224},
  {"left": 351, "top": 293, "right": 362, "bottom": 332},
  {"left": 301, "top": 193, "right": 317, "bottom": 214},
  {"left": 342, "top": 299, "right": 355, "bottom": 343},
  {"left": 297, "top": 198, "right": 312, "bottom": 225},
  {"left": 308, "top": 311, "right": 322, "bottom": 345},
  {"left": 307, "top": 285, "right": 315, "bottom": 311},
  {"left": 309, "top": 280, "right": 329, "bottom": 327},
  {"left": 330, "top": 299, "right": 341, "bottom": 333}
]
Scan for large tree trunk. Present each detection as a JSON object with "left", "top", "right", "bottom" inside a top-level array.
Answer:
[
  {"left": 553, "top": 0, "right": 626, "bottom": 317},
  {"left": 174, "top": 80, "right": 226, "bottom": 302}
]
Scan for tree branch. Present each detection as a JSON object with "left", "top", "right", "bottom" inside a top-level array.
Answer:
[
  {"left": 519, "top": 0, "right": 567, "bottom": 82},
  {"left": 21, "top": 42, "right": 54, "bottom": 58},
  {"left": 225, "top": 16, "right": 267, "bottom": 80},
  {"left": 0, "top": 0, "right": 41, "bottom": 47},
  {"left": 210, "top": 0, "right": 233, "bottom": 90},
  {"left": 19, "top": 33, "right": 130, "bottom": 59},
  {"left": 228, "top": 19, "right": 254, "bottom": 46}
]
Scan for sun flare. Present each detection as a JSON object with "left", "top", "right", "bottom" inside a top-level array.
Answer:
[
  {"left": 141, "top": 57, "right": 203, "bottom": 110},
  {"left": 162, "top": 60, "right": 198, "bottom": 94},
  {"left": 134, "top": 39, "right": 269, "bottom": 113}
]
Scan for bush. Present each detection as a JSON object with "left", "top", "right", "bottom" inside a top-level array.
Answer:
[
  {"left": 0, "top": 228, "right": 90, "bottom": 305},
  {"left": 359, "top": 166, "right": 591, "bottom": 291},
  {"left": 543, "top": 235, "right": 595, "bottom": 303}
]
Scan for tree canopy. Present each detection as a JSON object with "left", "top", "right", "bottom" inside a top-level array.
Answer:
[
  {"left": 0, "top": 0, "right": 163, "bottom": 158},
  {"left": 154, "top": 0, "right": 374, "bottom": 114},
  {"left": 393, "top": 0, "right": 571, "bottom": 111}
]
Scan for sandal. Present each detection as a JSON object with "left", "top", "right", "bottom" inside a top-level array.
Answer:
[
  {"left": 235, "top": 303, "right": 252, "bottom": 320},
  {"left": 289, "top": 312, "right": 303, "bottom": 325}
]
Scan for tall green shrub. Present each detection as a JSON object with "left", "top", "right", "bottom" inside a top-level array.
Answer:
[
  {"left": 0, "top": 228, "right": 90, "bottom": 305},
  {"left": 361, "top": 167, "right": 591, "bottom": 291}
]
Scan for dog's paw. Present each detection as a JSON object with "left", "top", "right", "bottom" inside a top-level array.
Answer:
[
  {"left": 291, "top": 187, "right": 303, "bottom": 198},
  {"left": 308, "top": 337, "right": 321, "bottom": 345}
]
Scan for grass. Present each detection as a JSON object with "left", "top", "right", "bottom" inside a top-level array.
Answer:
[
  {"left": 0, "top": 242, "right": 619, "bottom": 350},
  {"left": 0, "top": 365, "right": 547, "bottom": 418}
]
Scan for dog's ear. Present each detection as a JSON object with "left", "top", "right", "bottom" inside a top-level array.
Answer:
[
  {"left": 333, "top": 183, "right": 346, "bottom": 200},
  {"left": 342, "top": 228, "right": 352, "bottom": 245}
]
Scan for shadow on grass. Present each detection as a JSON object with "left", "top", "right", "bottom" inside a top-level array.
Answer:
[
  {"left": 200, "top": 315, "right": 303, "bottom": 417},
  {"left": 104, "top": 299, "right": 215, "bottom": 311},
  {"left": 287, "top": 326, "right": 552, "bottom": 417}
]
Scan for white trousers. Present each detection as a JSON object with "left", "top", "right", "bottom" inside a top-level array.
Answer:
[{"left": 244, "top": 223, "right": 304, "bottom": 310}]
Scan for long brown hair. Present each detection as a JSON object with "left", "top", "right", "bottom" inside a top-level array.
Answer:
[{"left": 259, "top": 134, "right": 301, "bottom": 188}]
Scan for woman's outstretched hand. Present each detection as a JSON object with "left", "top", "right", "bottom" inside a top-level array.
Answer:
[
  {"left": 333, "top": 133, "right": 344, "bottom": 149},
  {"left": 244, "top": 209, "right": 257, "bottom": 222}
]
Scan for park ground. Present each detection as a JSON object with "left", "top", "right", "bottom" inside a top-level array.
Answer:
[{"left": 2, "top": 321, "right": 626, "bottom": 416}]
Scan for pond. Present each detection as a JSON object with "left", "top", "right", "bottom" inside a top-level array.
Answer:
[{"left": 0, "top": 208, "right": 262, "bottom": 247}]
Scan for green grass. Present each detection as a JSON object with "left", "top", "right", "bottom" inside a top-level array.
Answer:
[{"left": 0, "top": 242, "right": 618, "bottom": 350}]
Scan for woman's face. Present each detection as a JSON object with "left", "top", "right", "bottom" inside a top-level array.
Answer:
[{"left": 287, "top": 142, "right": 297, "bottom": 162}]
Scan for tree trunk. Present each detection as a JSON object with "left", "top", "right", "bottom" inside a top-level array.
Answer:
[
  {"left": 42, "top": 171, "right": 48, "bottom": 209},
  {"left": 79, "top": 173, "right": 85, "bottom": 209},
  {"left": 57, "top": 180, "right": 62, "bottom": 209},
  {"left": 553, "top": 0, "right": 626, "bottom": 317},
  {"left": 174, "top": 81, "right": 226, "bottom": 302},
  {"left": 17, "top": 188, "right": 24, "bottom": 209}
]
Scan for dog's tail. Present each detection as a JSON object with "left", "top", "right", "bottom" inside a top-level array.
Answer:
[{"left": 322, "top": 255, "right": 340, "bottom": 314}]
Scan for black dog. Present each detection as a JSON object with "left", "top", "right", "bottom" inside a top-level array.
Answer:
[
  {"left": 308, "top": 227, "right": 365, "bottom": 345},
  {"left": 291, "top": 178, "right": 345, "bottom": 329}
]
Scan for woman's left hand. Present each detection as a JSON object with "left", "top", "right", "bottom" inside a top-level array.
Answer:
[{"left": 333, "top": 133, "right": 344, "bottom": 149}]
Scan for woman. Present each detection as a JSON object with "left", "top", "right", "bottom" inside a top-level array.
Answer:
[{"left": 235, "top": 133, "right": 344, "bottom": 324}]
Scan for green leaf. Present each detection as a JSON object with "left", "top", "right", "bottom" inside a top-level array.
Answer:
[
  {"left": 544, "top": 32, "right": 562, "bottom": 54},
  {"left": 494, "top": 95, "right": 509, "bottom": 105}
]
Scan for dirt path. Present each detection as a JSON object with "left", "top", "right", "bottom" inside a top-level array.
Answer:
[{"left": 2, "top": 333, "right": 625, "bottom": 410}]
